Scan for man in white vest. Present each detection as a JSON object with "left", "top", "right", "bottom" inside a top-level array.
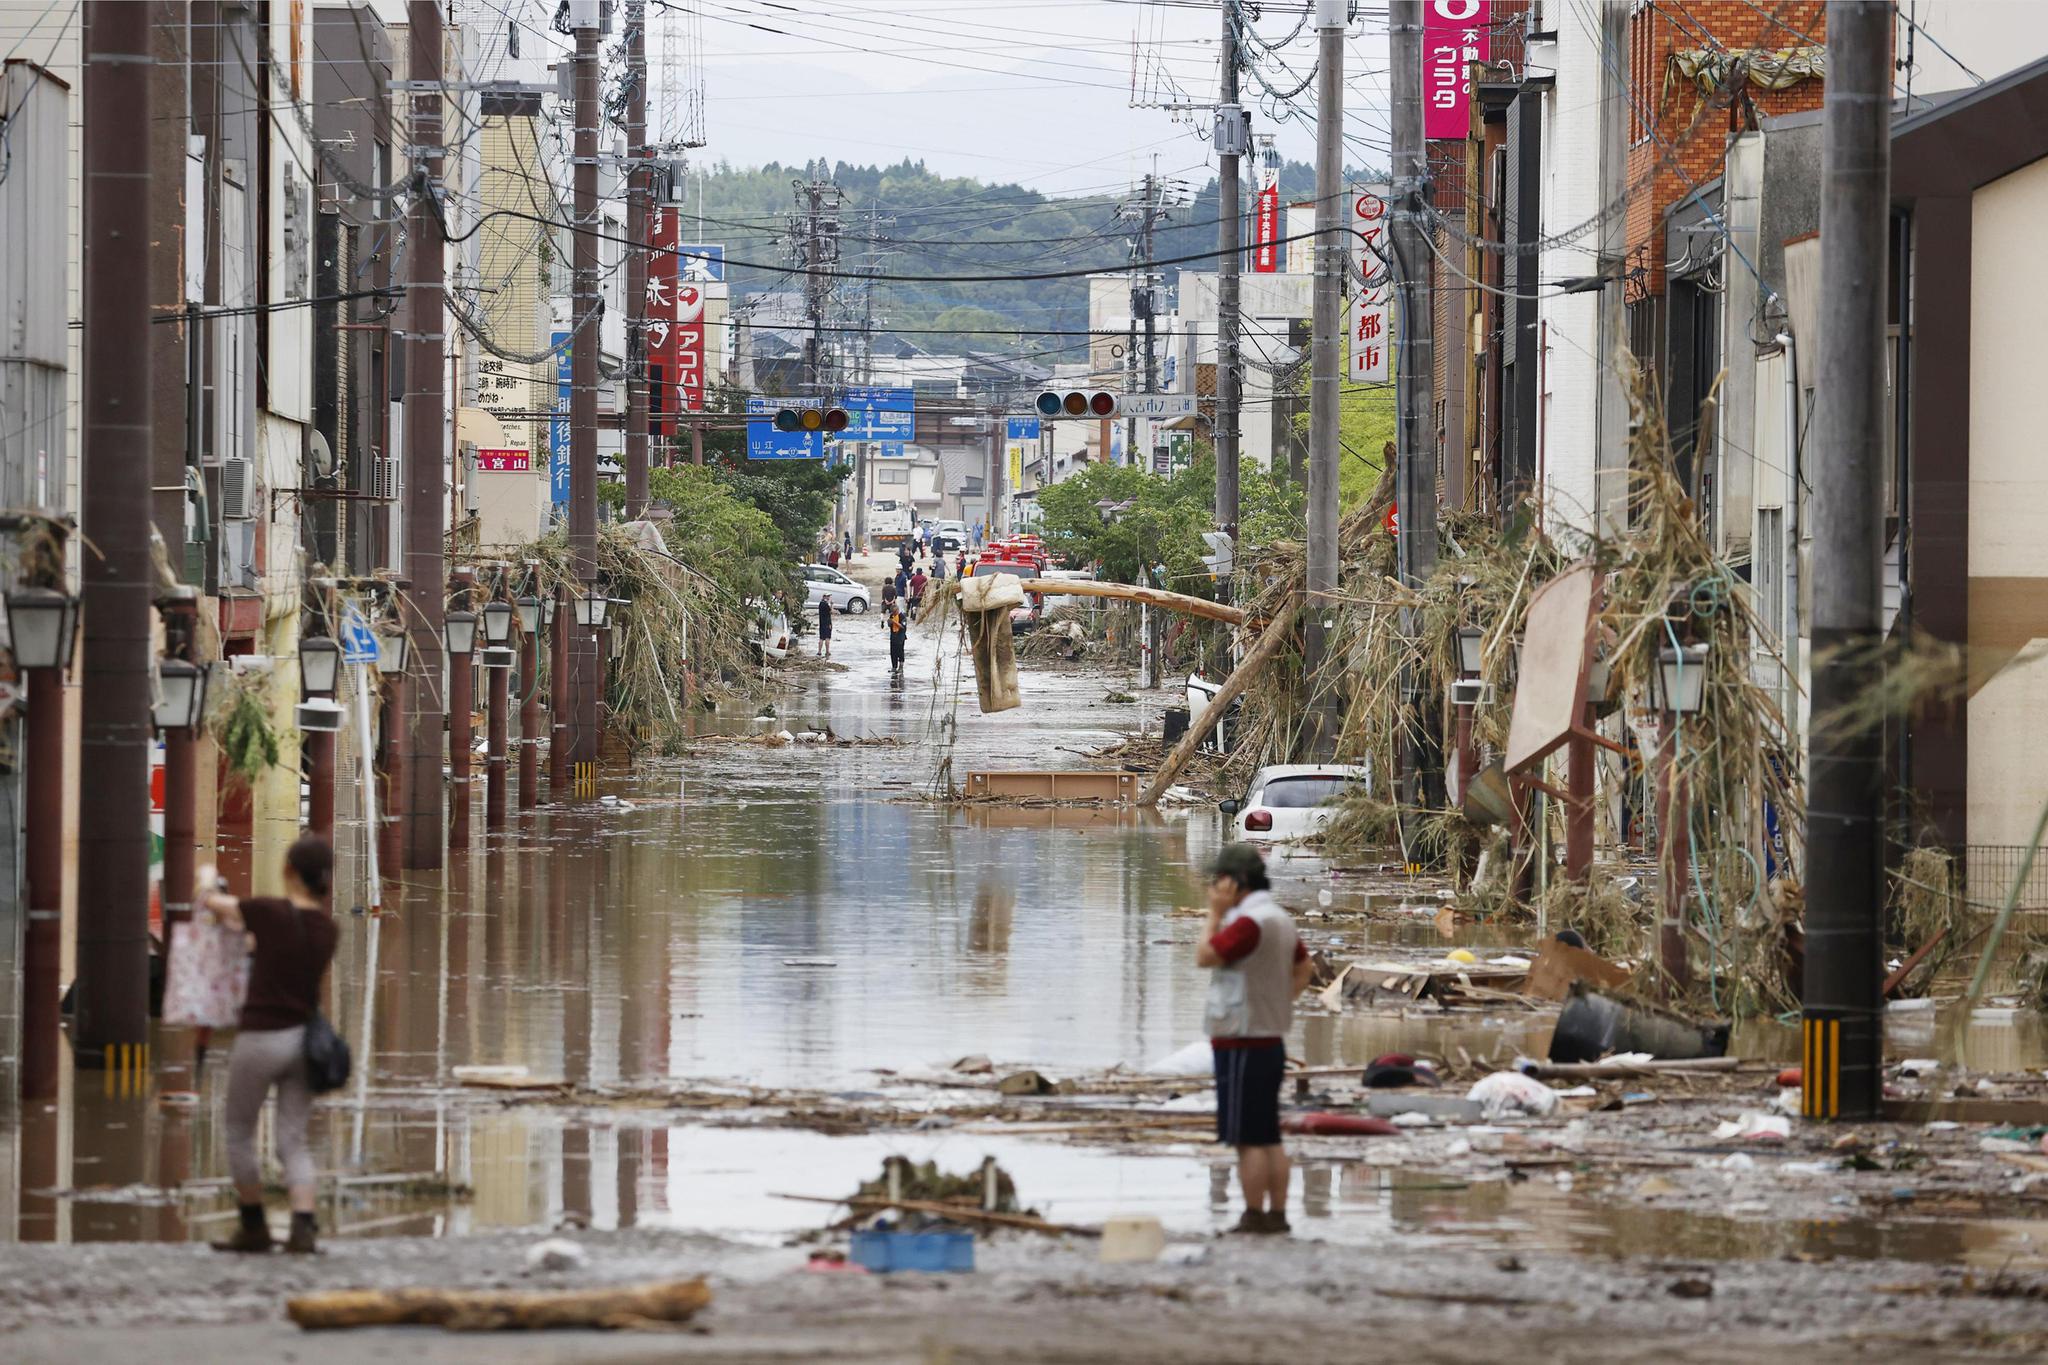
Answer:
[{"left": 1197, "top": 842, "right": 1312, "bottom": 1234}]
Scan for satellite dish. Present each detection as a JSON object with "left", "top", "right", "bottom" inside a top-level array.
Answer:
[{"left": 307, "top": 430, "right": 336, "bottom": 481}]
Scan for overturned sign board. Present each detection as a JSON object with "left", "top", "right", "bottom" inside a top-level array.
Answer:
[{"left": 1504, "top": 562, "right": 1604, "bottom": 774}]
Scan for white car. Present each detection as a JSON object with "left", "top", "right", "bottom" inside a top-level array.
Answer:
[
  {"left": 932, "top": 519, "right": 968, "bottom": 553},
  {"left": 1219, "top": 764, "right": 1373, "bottom": 841},
  {"left": 802, "top": 562, "right": 870, "bottom": 613}
]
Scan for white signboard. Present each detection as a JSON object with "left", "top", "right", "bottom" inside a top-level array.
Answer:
[
  {"left": 1120, "top": 394, "right": 1198, "bottom": 419},
  {"left": 1349, "top": 184, "right": 1392, "bottom": 385}
]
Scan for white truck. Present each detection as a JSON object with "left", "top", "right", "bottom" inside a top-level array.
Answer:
[{"left": 866, "top": 498, "right": 912, "bottom": 548}]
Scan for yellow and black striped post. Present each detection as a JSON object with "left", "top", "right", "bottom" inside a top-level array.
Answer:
[
  {"left": 1800, "top": 1014, "right": 1841, "bottom": 1120},
  {"left": 573, "top": 761, "right": 598, "bottom": 798},
  {"left": 97, "top": 1041, "right": 152, "bottom": 1098}
]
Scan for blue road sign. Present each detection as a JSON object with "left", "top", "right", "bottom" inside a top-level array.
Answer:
[
  {"left": 1005, "top": 417, "right": 1040, "bottom": 443},
  {"left": 340, "top": 607, "right": 380, "bottom": 665},
  {"left": 550, "top": 331, "right": 573, "bottom": 505},
  {"left": 841, "top": 386, "right": 915, "bottom": 441},
  {"left": 745, "top": 397, "right": 826, "bottom": 460}
]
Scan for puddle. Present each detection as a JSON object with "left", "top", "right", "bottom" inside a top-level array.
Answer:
[{"left": 4, "top": 618, "right": 2048, "bottom": 1260}]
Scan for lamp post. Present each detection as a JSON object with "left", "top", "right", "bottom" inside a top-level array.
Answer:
[
  {"left": 549, "top": 584, "right": 569, "bottom": 797},
  {"left": 446, "top": 591, "right": 478, "bottom": 844},
  {"left": 151, "top": 590, "right": 209, "bottom": 1104},
  {"left": 374, "top": 620, "right": 410, "bottom": 883},
  {"left": 1653, "top": 642, "right": 1710, "bottom": 991},
  {"left": 298, "top": 632, "right": 342, "bottom": 842},
  {"left": 1451, "top": 626, "right": 1484, "bottom": 809},
  {"left": 481, "top": 595, "right": 513, "bottom": 828},
  {"left": 10, "top": 579, "right": 78, "bottom": 1101},
  {"left": 517, "top": 592, "right": 542, "bottom": 809}
]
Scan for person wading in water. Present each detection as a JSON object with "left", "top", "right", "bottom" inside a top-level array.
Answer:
[{"left": 203, "top": 834, "right": 340, "bottom": 1254}]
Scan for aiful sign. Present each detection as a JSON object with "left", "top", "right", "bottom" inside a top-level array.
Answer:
[{"left": 1423, "top": 0, "right": 1489, "bottom": 140}]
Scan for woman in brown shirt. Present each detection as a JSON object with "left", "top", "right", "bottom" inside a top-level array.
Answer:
[{"left": 203, "top": 834, "right": 339, "bottom": 1254}]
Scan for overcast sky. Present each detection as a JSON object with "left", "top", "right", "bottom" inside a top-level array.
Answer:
[{"left": 654, "top": 1, "right": 1388, "bottom": 195}]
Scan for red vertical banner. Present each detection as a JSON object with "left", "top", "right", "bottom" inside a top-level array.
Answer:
[
  {"left": 1253, "top": 184, "right": 1281, "bottom": 273},
  {"left": 647, "top": 205, "right": 680, "bottom": 437},
  {"left": 1424, "top": 0, "right": 1489, "bottom": 140}
]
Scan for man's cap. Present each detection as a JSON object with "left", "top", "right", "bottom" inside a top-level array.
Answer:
[{"left": 1208, "top": 842, "right": 1267, "bottom": 885}]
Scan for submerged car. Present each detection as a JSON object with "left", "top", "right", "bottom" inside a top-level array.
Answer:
[
  {"left": 1219, "top": 764, "right": 1374, "bottom": 841},
  {"left": 749, "top": 603, "right": 793, "bottom": 661}
]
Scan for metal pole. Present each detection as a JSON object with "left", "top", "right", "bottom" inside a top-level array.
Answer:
[
  {"left": 308, "top": 730, "right": 335, "bottom": 842},
  {"left": 550, "top": 584, "right": 570, "bottom": 796},
  {"left": 1803, "top": 0, "right": 1890, "bottom": 1123},
  {"left": 401, "top": 0, "right": 446, "bottom": 869},
  {"left": 1658, "top": 713, "right": 1691, "bottom": 991},
  {"left": 75, "top": 0, "right": 155, "bottom": 1068},
  {"left": 20, "top": 661, "right": 64, "bottom": 1100},
  {"left": 487, "top": 650, "right": 510, "bottom": 828},
  {"left": 1303, "top": 0, "right": 1346, "bottom": 759},
  {"left": 1215, "top": 0, "right": 1243, "bottom": 531},
  {"left": 623, "top": 0, "right": 650, "bottom": 518},
  {"left": 519, "top": 625, "right": 541, "bottom": 809},
  {"left": 1566, "top": 719, "right": 1595, "bottom": 882},
  {"left": 357, "top": 662, "right": 385, "bottom": 914},
  {"left": 567, "top": 12, "right": 603, "bottom": 775}
]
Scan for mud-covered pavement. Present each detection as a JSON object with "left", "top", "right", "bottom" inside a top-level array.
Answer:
[{"left": 6, "top": 546, "right": 2048, "bottom": 1358}]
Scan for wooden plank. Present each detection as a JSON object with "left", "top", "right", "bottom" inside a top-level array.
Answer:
[
  {"left": 1137, "top": 598, "right": 1299, "bottom": 806},
  {"left": 966, "top": 770, "right": 1136, "bottom": 802}
]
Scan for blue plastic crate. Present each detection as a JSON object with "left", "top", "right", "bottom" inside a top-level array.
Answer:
[{"left": 848, "top": 1228, "right": 976, "bottom": 1273}]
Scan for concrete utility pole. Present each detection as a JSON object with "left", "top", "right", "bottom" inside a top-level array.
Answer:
[
  {"left": 1303, "top": 0, "right": 1347, "bottom": 758},
  {"left": 1803, "top": 0, "right": 1890, "bottom": 1123},
  {"left": 795, "top": 169, "right": 842, "bottom": 398},
  {"left": 400, "top": 0, "right": 446, "bottom": 868},
  {"left": 566, "top": 6, "right": 603, "bottom": 780},
  {"left": 1215, "top": 0, "right": 1244, "bottom": 530},
  {"left": 624, "top": 0, "right": 650, "bottom": 518},
  {"left": 73, "top": 0, "right": 155, "bottom": 1068},
  {"left": 1390, "top": 0, "right": 1436, "bottom": 587}
]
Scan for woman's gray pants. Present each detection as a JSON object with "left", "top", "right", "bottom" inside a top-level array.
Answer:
[{"left": 225, "top": 1025, "right": 314, "bottom": 1190}]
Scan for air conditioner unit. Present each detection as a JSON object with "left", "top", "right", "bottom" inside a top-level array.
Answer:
[
  {"left": 372, "top": 456, "right": 400, "bottom": 501},
  {"left": 219, "top": 456, "right": 255, "bottom": 519}
]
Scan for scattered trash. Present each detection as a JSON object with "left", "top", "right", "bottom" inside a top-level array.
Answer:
[
  {"left": 1159, "top": 1243, "right": 1211, "bottom": 1266},
  {"left": 1361, "top": 1053, "right": 1441, "bottom": 1089},
  {"left": 1719, "top": 1152, "right": 1756, "bottom": 1172},
  {"left": 1281, "top": 1112, "right": 1402, "bottom": 1136},
  {"left": 1365, "top": 1093, "right": 1482, "bottom": 1122},
  {"left": 1776, "top": 1066, "right": 1803, "bottom": 1088},
  {"left": 1148, "top": 1039, "right": 1215, "bottom": 1076},
  {"left": 1636, "top": 1175, "right": 1682, "bottom": 1198},
  {"left": 524, "top": 1238, "right": 587, "bottom": 1273},
  {"left": 1389, "top": 1110, "right": 1437, "bottom": 1128},
  {"left": 997, "top": 1069, "right": 1072, "bottom": 1096},
  {"left": 1445, "top": 948, "right": 1478, "bottom": 965},
  {"left": 1668, "top": 1277, "right": 1714, "bottom": 1299},
  {"left": 1712, "top": 1112, "right": 1791, "bottom": 1142},
  {"left": 782, "top": 957, "right": 838, "bottom": 968},
  {"left": 951, "top": 1054, "right": 994, "bottom": 1074},
  {"left": 1897, "top": 1058, "right": 1941, "bottom": 1077},
  {"left": 1495, "top": 1255, "right": 1526, "bottom": 1273},
  {"left": 802, "top": 1251, "right": 870, "bottom": 1275},
  {"left": 1468, "top": 1071, "right": 1562, "bottom": 1118},
  {"left": 451, "top": 1065, "right": 564, "bottom": 1090},
  {"left": 910, "top": 1115, "right": 955, "bottom": 1131},
  {"left": 1523, "top": 939, "right": 1632, "bottom": 1001},
  {"left": 1098, "top": 1216, "right": 1166, "bottom": 1264},
  {"left": 1104, "top": 690, "right": 1136, "bottom": 704}
]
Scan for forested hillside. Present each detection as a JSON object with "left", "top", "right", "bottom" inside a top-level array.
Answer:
[{"left": 682, "top": 156, "right": 1356, "bottom": 358}]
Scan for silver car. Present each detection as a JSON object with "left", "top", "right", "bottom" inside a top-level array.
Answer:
[{"left": 802, "top": 563, "right": 870, "bottom": 614}]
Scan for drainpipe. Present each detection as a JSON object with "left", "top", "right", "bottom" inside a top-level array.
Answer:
[
  {"left": 20, "top": 653, "right": 66, "bottom": 1102},
  {"left": 519, "top": 616, "right": 541, "bottom": 809},
  {"left": 447, "top": 569, "right": 475, "bottom": 845}
]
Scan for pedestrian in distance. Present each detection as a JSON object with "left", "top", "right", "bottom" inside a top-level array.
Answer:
[
  {"left": 931, "top": 553, "right": 946, "bottom": 586},
  {"left": 885, "top": 595, "right": 908, "bottom": 675},
  {"left": 842, "top": 530, "right": 853, "bottom": 560},
  {"left": 909, "top": 566, "right": 928, "bottom": 616},
  {"left": 894, "top": 566, "right": 909, "bottom": 603},
  {"left": 816, "top": 595, "right": 833, "bottom": 659},
  {"left": 1197, "top": 842, "right": 1312, "bottom": 1235},
  {"left": 202, "top": 834, "right": 342, "bottom": 1255}
]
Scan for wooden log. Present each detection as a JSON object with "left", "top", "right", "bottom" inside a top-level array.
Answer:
[
  {"left": 1523, "top": 1056, "right": 1743, "bottom": 1080},
  {"left": 1137, "top": 598, "right": 1299, "bottom": 806},
  {"left": 1010, "top": 578, "right": 1245, "bottom": 626},
  {"left": 286, "top": 1277, "right": 711, "bottom": 1332}
]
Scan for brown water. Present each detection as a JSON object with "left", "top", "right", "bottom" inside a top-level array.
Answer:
[{"left": 4, "top": 613, "right": 2047, "bottom": 1259}]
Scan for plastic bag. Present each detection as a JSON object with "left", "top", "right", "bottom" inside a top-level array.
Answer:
[
  {"left": 1467, "top": 1070, "right": 1561, "bottom": 1118},
  {"left": 161, "top": 915, "right": 250, "bottom": 1028}
]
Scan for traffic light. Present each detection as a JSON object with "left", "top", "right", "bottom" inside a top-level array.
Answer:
[
  {"left": 1201, "top": 530, "right": 1233, "bottom": 581},
  {"left": 772, "top": 407, "right": 850, "bottom": 434},
  {"left": 1033, "top": 389, "right": 1119, "bottom": 419}
]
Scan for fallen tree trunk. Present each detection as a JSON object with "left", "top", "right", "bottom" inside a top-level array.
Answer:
[
  {"left": 1137, "top": 598, "right": 1299, "bottom": 806},
  {"left": 1522, "top": 1056, "right": 1744, "bottom": 1080},
  {"left": 1010, "top": 578, "right": 1245, "bottom": 626},
  {"left": 287, "top": 1278, "right": 711, "bottom": 1332}
]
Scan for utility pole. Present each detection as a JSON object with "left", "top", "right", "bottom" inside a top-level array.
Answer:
[
  {"left": 1391, "top": 0, "right": 1437, "bottom": 585},
  {"left": 1215, "top": 0, "right": 1244, "bottom": 531},
  {"left": 566, "top": 3, "right": 603, "bottom": 781},
  {"left": 794, "top": 167, "right": 842, "bottom": 400},
  {"left": 624, "top": 0, "right": 650, "bottom": 518},
  {"left": 73, "top": 0, "right": 155, "bottom": 1068},
  {"left": 400, "top": 0, "right": 446, "bottom": 868},
  {"left": 1803, "top": 0, "right": 1890, "bottom": 1123},
  {"left": 1303, "top": 0, "right": 1347, "bottom": 758}
]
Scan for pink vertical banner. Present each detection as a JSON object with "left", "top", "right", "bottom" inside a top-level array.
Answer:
[{"left": 1423, "top": 0, "right": 1489, "bottom": 140}]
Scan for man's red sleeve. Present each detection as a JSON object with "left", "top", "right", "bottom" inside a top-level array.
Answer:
[
  {"left": 1208, "top": 917, "right": 1261, "bottom": 964},
  {"left": 1294, "top": 940, "right": 1309, "bottom": 963}
]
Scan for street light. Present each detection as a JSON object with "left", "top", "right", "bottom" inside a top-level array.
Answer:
[
  {"left": 481, "top": 600, "right": 515, "bottom": 648},
  {"left": 444, "top": 610, "right": 479, "bottom": 657},
  {"left": 376, "top": 626, "right": 410, "bottom": 675},
  {"left": 151, "top": 658, "right": 209, "bottom": 732},
  {"left": 295, "top": 697, "right": 346, "bottom": 733},
  {"left": 4, "top": 585, "right": 79, "bottom": 672},
  {"left": 541, "top": 595, "right": 557, "bottom": 629},
  {"left": 1454, "top": 625, "right": 1485, "bottom": 678},
  {"left": 515, "top": 594, "right": 542, "bottom": 636},
  {"left": 298, "top": 635, "right": 341, "bottom": 699},
  {"left": 1654, "top": 643, "right": 1711, "bottom": 716},
  {"left": 573, "top": 588, "right": 610, "bottom": 629}
]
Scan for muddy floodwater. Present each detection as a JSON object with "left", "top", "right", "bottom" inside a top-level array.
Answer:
[{"left": 6, "top": 602, "right": 2048, "bottom": 1267}]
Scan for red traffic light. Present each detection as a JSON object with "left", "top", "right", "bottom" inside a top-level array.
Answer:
[
  {"left": 822, "top": 408, "right": 849, "bottom": 433},
  {"left": 1037, "top": 390, "right": 1118, "bottom": 418},
  {"left": 1088, "top": 391, "right": 1117, "bottom": 417}
]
